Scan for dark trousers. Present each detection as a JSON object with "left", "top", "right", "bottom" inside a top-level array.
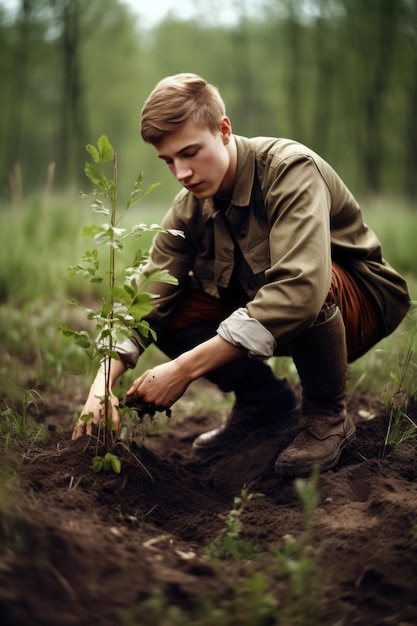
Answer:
[{"left": 160, "top": 262, "right": 382, "bottom": 364}]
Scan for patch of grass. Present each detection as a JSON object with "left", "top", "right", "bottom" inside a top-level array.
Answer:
[
  {"left": 272, "top": 466, "right": 323, "bottom": 625},
  {"left": 1, "top": 193, "right": 416, "bottom": 440},
  {"left": 382, "top": 304, "right": 417, "bottom": 452},
  {"left": 0, "top": 193, "right": 162, "bottom": 308},
  {"left": 120, "top": 570, "right": 279, "bottom": 626},
  {"left": 120, "top": 470, "right": 323, "bottom": 626},
  {"left": 348, "top": 278, "right": 417, "bottom": 395},
  {"left": 0, "top": 389, "right": 50, "bottom": 451},
  {"left": 0, "top": 390, "right": 51, "bottom": 537},
  {"left": 205, "top": 486, "right": 264, "bottom": 561},
  {"left": 0, "top": 302, "right": 92, "bottom": 411}
]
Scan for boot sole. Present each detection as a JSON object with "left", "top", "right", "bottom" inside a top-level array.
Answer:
[{"left": 274, "top": 426, "right": 356, "bottom": 476}]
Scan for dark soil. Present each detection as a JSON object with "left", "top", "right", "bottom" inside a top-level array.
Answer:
[{"left": 1, "top": 385, "right": 417, "bottom": 626}]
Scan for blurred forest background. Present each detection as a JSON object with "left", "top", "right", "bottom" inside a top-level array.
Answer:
[
  {"left": 0, "top": 0, "right": 416, "bottom": 438},
  {"left": 1, "top": 0, "right": 417, "bottom": 204}
]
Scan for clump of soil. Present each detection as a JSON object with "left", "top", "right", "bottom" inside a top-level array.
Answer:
[{"left": 1, "top": 387, "right": 417, "bottom": 626}]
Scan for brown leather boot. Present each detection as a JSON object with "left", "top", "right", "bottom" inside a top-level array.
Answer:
[
  {"left": 157, "top": 321, "right": 300, "bottom": 455},
  {"left": 192, "top": 376, "right": 299, "bottom": 454},
  {"left": 275, "top": 306, "right": 355, "bottom": 476}
]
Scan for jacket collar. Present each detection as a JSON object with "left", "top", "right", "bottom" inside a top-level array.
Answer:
[{"left": 201, "top": 135, "right": 255, "bottom": 221}]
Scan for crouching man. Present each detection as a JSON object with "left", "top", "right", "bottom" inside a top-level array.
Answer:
[{"left": 72, "top": 73, "right": 410, "bottom": 476}]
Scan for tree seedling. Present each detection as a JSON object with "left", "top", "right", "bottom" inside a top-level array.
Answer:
[{"left": 61, "top": 135, "right": 182, "bottom": 471}]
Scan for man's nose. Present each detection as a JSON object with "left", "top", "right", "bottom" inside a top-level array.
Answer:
[{"left": 175, "top": 163, "right": 193, "bottom": 182}]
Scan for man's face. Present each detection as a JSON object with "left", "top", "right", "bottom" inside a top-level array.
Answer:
[{"left": 154, "top": 117, "right": 236, "bottom": 199}]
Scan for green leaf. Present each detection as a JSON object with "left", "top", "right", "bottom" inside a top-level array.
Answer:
[
  {"left": 145, "top": 268, "right": 179, "bottom": 285},
  {"left": 166, "top": 228, "right": 185, "bottom": 238},
  {"left": 66, "top": 264, "right": 84, "bottom": 277},
  {"left": 86, "top": 144, "right": 100, "bottom": 163},
  {"left": 122, "top": 283, "right": 137, "bottom": 299},
  {"left": 89, "top": 224, "right": 125, "bottom": 248},
  {"left": 129, "top": 301, "right": 154, "bottom": 322},
  {"left": 132, "top": 250, "right": 150, "bottom": 266},
  {"left": 58, "top": 325, "right": 77, "bottom": 338},
  {"left": 111, "top": 455, "right": 121, "bottom": 474},
  {"left": 135, "top": 320, "right": 157, "bottom": 341},
  {"left": 130, "top": 223, "right": 163, "bottom": 237},
  {"left": 80, "top": 412, "right": 94, "bottom": 423},
  {"left": 65, "top": 330, "right": 93, "bottom": 349},
  {"left": 84, "top": 162, "right": 106, "bottom": 187},
  {"left": 82, "top": 249, "right": 99, "bottom": 264},
  {"left": 110, "top": 285, "right": 129, "bottom": 305},
  {"left": 82, "top": 224, "right": 103, "bottom": 238},
  {"left": 103, "top": 452, "right": 112, "bottom": 471},
  {"left": 127, "top": 181, "right": 161, "bottom": 209},
  {"left": 98, "top": 135, "right": 114, "bottom": 162},
  {"left": 91, "top": 199, "right": 109, "bottom": 214},
  {"left": 92, "top": 456, "right": 103, "bottom": 473}
]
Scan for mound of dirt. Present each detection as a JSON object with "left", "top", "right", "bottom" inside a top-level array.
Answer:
[{"left": 1, "top": 389, "right": 417, "bottom": 626}]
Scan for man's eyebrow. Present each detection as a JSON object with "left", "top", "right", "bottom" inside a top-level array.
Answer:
[{"left": 158, "top": 143, "right": 199, "bottom": 160}]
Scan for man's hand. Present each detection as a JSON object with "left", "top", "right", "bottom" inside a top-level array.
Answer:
[
  {"left": 72, "top": 392, "right": 120, "bottom": 440},
  {"left": 72, "top": 357, "right": 127, "bottom": 440},
  {"left": 126, "top": 335, "right": 244, "bottom": 412},
  {"left": 126, "top": 360, "right": 191, "bottom": 411}
]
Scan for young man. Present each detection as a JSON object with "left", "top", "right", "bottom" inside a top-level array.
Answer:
[{"left": 72, "top": 73, "right": 410, "bottom": 476}]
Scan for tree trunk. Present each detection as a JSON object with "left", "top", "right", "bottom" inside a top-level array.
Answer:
[
  {"left": 311, "top": 0, "right": 336, "bottom": 155},
  {"left": 56, "top": 0, "right": 88, "bottom": 189},
  {"left": 284, "top": 0, "right": 305, "bottom": 141},
  {"left": 4, "top": 0, "right": 31, "bottom": 198},
  {"left": 404, "top": 1, "right": 417, "bottom": 200}
]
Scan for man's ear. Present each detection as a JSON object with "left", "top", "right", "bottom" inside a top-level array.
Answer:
[{"left": 219, "top": 116, "right": 232, "bottom": 143}]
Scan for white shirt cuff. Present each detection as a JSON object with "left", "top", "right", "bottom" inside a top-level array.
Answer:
[
  {"left": 217, "top": 308, "right": 276, "bottom": 360},
  {"left": 115, "top": 337, "right": 142, "bottom": 369}
]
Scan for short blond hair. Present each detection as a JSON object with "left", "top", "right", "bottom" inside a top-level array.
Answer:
[{"left": 140, "top": 73, "right": 226, "bottom": 144}]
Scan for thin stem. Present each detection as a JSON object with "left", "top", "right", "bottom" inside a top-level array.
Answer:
[{"left": 103, "top": 153, "right": 118, "bottom": 449}]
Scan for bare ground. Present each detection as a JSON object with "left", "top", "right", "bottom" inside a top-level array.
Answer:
[{"left": 1, "top": 384, "right": 417, "bottom": 626}]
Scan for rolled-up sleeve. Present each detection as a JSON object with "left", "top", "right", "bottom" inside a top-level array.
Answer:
[
  {"left": 115, "top": 336, "right": 143, "bottom": 369},
  {"left": 217, "top": 308, "right": 276, "bottom": 359}
]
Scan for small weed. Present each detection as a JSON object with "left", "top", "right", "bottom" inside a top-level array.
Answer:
[
  {"left": 92, "top": 451, "right": 121, "bottom": 474},
  {"left": 206, "top": 485, "right": 264, "bottom": 560},
  {"left": 231, "top": 571, "right": 278, "bottom": 624},
  {"left": 0, "top": 390, "right": 49, "bottom": 448},
  {"left": 272, "top": 466, "right": 323, "bottom": 625},
  {"left": 120, "top": 571, "right": 278, "bottom": 626}
]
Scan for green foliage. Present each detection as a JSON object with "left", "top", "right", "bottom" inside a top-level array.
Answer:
[
  {"left": 206, "top": 486, "right": 264, "bottom": 560},
  {"left": 92, "top": 451, "right": 121, "bottom": 474},
  {"left": 120, "top": 571, "right": 278, "bottom": 626},
  {"left": 382, "top": 304, "right": 417, "bottom": 452},
  {"left": 0, "top": 389, "right": 50, "bottom": 450},
  {"left": 272, "top": 466, "right": 323, "bottom": 625},
  {"left": 62, "top": 134, "right": 179, "bottom": 369},
  {"left": 120, "top": 471, "right": 322, "bottom": 626},
  {"left": 1, "top": 0, "right": 417, "bottom": 199},
  {"left": 62, "top": 134, "right": 181, "bottom": 452}
]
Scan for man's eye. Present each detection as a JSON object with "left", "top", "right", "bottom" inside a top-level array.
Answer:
[{"left": 184, "top": 150, "right": 197, "bottom": 158}]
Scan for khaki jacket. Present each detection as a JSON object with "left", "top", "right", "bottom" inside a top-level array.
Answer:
[{"left": 141, "top": 135, "right": 410, "bottom": 351}]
